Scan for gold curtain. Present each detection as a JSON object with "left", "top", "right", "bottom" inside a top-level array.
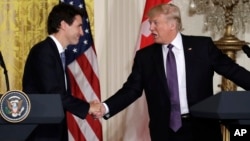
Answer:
[
  {"left": 0, "top": 0, "right": 58, "bottom": 94},
  {"left": 85, "top": 0, "right": 94, "bottom": 39}
]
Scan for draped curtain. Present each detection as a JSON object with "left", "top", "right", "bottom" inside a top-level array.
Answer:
[{"left": 0, "top": 0, "right": 58, "bottom": 93}]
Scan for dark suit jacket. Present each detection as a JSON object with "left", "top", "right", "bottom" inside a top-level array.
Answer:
[
  {"left": 22, "top": 37, "right": 90, "bottom": 141},
  {"left": 103, "top": 35, "right": 250, "bottom": 141}
]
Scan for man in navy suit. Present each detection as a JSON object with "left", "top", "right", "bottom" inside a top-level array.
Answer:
[
  {"left": 22, "top": 3, "right": 100, "bottom": 141},
  {"left": 94, "top": 3, "right": 250, "bottom": 141}
]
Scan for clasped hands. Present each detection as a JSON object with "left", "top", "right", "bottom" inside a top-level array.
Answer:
[{"left": 88, "top": 100, "right": 106, "bottom": 119}]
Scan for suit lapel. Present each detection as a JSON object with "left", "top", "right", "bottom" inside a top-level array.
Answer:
[
  {"left": 182, "top": 35, "right": 194, "bottom": 101},
  {"left": 152, "top": 44, "right": 169, "bottom": 92},
  {"left": 47, "top": 37, "right": 65, "bottom": 71}
]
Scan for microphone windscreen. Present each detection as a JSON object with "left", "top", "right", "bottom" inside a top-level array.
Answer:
[
  {"left": 0, "top": 51, "right": 6, "bottom": 69},
  {"left": 242, "top": 45, "right": 250, "bottom": 58}
]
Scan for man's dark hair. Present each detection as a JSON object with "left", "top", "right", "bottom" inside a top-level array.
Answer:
[{"left": 47, "top": 3, "right": 83, "bottom": 34}]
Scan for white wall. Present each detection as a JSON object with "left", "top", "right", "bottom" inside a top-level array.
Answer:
[{"left": 95, "top": 0, "right": 250, "bottom": 140}]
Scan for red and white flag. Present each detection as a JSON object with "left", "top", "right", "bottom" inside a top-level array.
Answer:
[
  {"left": 123, "top": 0, "right": 171, "bottom": 141},
  {"left": 60, "top": 0, "right": 102, "bottom": 141}
]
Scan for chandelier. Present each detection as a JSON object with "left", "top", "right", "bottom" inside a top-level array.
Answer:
[{"left": 189, "top": 0, "right": 250, "bottom": 36}]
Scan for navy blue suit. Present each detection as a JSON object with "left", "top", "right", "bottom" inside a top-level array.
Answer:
[{"left": 103, "top": 35, "right": 250, "bottom": 141}]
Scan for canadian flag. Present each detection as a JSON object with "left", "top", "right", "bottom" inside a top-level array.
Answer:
[{"left": 123, "top": 0, "right": 171, "bottom": 141}]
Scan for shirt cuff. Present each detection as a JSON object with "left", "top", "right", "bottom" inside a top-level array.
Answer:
[{"left": 102, "top": 102, "right": 109, "bottom": 114}]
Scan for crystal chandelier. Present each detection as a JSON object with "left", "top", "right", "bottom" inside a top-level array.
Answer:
[
  {"left": 189, "top": 0, "right": 250, "bottom": 36},
  {"left": 190, "top": 0, "right": 250, "bottom": 92}
]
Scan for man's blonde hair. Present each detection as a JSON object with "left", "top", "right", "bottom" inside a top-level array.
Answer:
[{"left": 148, "top": 3, "right": 183, "bottom": 31}]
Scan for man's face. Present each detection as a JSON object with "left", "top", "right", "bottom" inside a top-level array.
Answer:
[
  {"left": 149, "top": 13, "right": 174, "bottom": 44},
  {"left": 65, "top": 15, "right": 84, "bottom": 45}
]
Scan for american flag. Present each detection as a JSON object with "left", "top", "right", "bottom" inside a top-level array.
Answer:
[{"left": 60, "top": 0, "right": 102, "bottom": 141}]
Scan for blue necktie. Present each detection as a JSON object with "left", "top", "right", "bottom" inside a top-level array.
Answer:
[
  {"left": 167, "top": 44, "right": 182, "bottom": 132},
  {"left": 60, "top": 52, "right": 66, "bottom": 70},
  {"left": 60, "top": 52, "right": 68, "bottom": 89}
]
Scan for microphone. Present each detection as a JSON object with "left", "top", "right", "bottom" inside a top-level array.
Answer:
[
  {"left": 242, "top": 45, "right": 250, "bottom": 58},
  {"left": 0, "top": 51, "right": 9, "bottom": 91},
  {"left": 0, "top": 51, "right": 6, "bottom": 70}
]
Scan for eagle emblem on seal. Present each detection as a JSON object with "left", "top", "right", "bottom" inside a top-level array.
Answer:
[{"left": 6, "top": 97, "right": 24, "bottom": 117}]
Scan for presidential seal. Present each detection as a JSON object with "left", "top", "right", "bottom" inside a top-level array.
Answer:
[{"left": 0, "top": 90, "right": 31, "bottom": 123}]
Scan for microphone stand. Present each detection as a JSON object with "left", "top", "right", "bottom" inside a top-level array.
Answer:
[
  {"left": 3, "top": 67, "right": 9, "bottom": 91},
  {"left": 0, "top": 51, "right": 9, "bottom": 92}
]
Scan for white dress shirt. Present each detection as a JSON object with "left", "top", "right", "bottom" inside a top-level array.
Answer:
[{"left": 162, "top": 32, "right": 189, "bottom": 114}]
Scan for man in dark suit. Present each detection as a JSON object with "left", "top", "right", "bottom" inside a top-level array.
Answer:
[
  {"left": 22, "top": 3, "right": 100, "bottom": 141},
  {"left": 94, "top": 3, "right": 250, "bottom": 141}
]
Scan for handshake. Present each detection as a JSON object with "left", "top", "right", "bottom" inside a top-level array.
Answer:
[{"left": 88, "top": 100, "right": 106, "bottom": 119}]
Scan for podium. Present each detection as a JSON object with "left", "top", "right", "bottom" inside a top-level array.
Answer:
[
  {"left": 0, "top": 94, "right": 64, "bottom": 141},
  {"left": 190, "top": 91, "right": 250, "bottom": 141}
]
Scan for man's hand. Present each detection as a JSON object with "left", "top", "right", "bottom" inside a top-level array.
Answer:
[{"left": 89, "top": 100, "right": 106, "bottom": 119}]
